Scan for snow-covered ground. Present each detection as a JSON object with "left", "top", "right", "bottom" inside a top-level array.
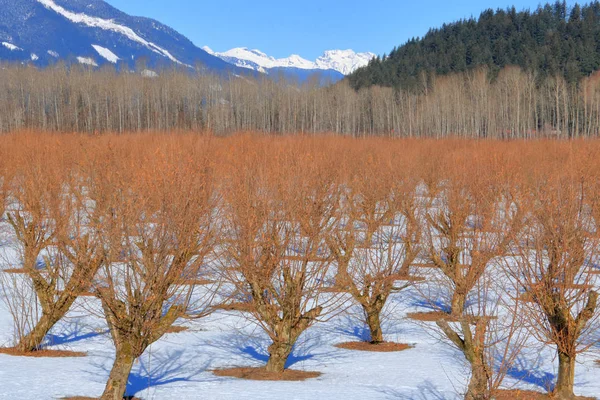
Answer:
[
  {"left": 0, "top": 223, "right": 599, "bottom": 400},
  {"left": 0, "top": 290, "right": 599, "bottom": 399}
]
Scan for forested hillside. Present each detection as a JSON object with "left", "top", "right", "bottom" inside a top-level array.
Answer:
[{"left": 348, "top": 1, "right": 600, "bottom": 89}]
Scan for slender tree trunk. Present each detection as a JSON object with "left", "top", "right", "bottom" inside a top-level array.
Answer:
[
  {"left": 364, "top": 305, "right": 384, "bottom": 344},
  {"left": 465, "top": 358, "right": 489, "bottom": 400},
  {"left": 464, "top": 323, "right": 490, "bottom": 400},
  {"left": 17, "top": 311, "right": 60, "bottom": 352},
  {"left": 451, "top": 290, "right": 466, "bottom": 316},
  {"left": 555, "top": 352, "right": 576, "bottom": 399},
  {"left": 16, "top": 293, "right": 78, "bottom": 352},
  {"left": 265, "top": 340, "right": 294, "bottom": 373},
  {"left": 100, "top": 348, "right": 136, "bottom": 400}
]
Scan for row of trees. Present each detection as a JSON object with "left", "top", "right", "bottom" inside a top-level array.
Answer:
[
  {"left": 1, "top": 134, "right": 600, "bottom": 400},
  {"left": 7, "top": 63, "right": 600, "bottom": 137}
]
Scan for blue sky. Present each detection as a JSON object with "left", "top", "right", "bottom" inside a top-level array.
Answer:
[{"left": 105, "top": 0, "right": 576, "bottom": 60}]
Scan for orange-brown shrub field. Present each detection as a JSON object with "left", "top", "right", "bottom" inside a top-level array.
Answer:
[{"left": 1, "top": 132, "right": 600, "bottom": 400}]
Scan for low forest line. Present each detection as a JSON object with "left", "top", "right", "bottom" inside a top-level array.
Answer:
[{"left": 2, "top": 64, "right": 600, "bottom": 138}]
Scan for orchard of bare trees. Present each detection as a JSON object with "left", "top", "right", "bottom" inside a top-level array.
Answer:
[
  {"left": 5, "top": 64, "right": 600, "bottom": 138},
  {"left": 1, "top": 133, "right": 600, "bottom": 400}
]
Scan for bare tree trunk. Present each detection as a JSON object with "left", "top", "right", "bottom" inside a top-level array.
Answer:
[
  {"left": 265, "top": 340, "right": 294, "bottom": 373},
  {"left": 451, "top": 290, "right": 466, "bottom": 316},
  {"left": 465, "top": 353, "right": 489, "bottom": 400},
  {"left": 16, "top": 311, "right": 58, "bottom": 352},
  {"left": 100, "top": 347, "right": 136, "bottom": 400},
  {"left": 437, "top": 319, "right": 492, "bottom": 400},
  {"left": 364, "top": 305, "right": 384, "bottom": 344},
  {"left": 555, "top": 352, "right": 576, "bottom": 399}
]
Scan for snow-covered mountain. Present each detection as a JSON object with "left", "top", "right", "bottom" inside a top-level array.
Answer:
[
  {"left": 0, "top": 0, "right": 374, "bottom": 84},
  {"left": 202, "top": 47, "right": 313, "bottom": 73},
  {"left": 203, "top": 46, "right": 376, "bottom": 76},
  {"left": 315, "top": 50, "right": 377, "bottom": 75},
  {"left": 0, "top": 0, "right": 247, "bottom": 74}
]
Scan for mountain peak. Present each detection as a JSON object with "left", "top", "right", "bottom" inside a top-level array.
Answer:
[
  {"left": 204, "top": 47, "right": 375, "bottom": 75},
  {"left": 315, "top": 49, "right": 377, "bottom": 75}
]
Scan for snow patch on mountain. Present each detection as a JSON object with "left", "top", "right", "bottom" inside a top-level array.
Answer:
[
  {"left": 77, "top": 56, "right": 97, "bottom": 66},
  {"left": 203, "top": 46, "right": 375, "bottom": 75},
  {"left": 36, "top": 0, "right": 184, "bottom": 65},
  {"left": 141, "top": 69, "right": 159, "bottom": 78},
  {"left": 315, "top": 50, "right": 376, "bottom": 75},
  {"left": 92, "top": 44, "right": 119, "bottom": 63},
  {"left": 204, "top": 47, "right": 315, "bottom": 71},
  {"left": 2, "top": 42, "right": 22, "bottom": 51}
]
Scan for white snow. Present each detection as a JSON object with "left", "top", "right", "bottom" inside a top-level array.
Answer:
[
  {"left": 315, "top": 50, "right": 376, "bottom": 75},
  {"left": 141, "top": 69, "right": 158, "bottom": 78},
  {"left": 30, "top": 53, "right": 39, "bottom": 61},
  {"left": 203, "top": 47, "right": 315, "bottom": 72},
  {"left": 203, "top": 46, "right": 376, "bottom": 75},
  {"left": 36, "top": 0, "right": 185, "bottom": 65},
  {"left": 2, "top": 42, "right": 22, "bottom": 51},
  {"left": 0, "top": 219, "right": 598, "bottom": 400},
  {"left": 47, "top": 50, "right": 59, "bottom": 58},
  {"left": 0, "top": 278, "right": 599, "bottom": 400},
  {"left": 76, "top": 56, "right": 98, "bottom": 67},
  {"left": 91, "top": 44, "right": 119, "bottom": 63}
]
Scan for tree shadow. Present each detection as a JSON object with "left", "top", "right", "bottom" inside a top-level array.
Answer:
[
  {"left": 84, "top": 347, "right": 215, "bottom": 399},
  {"left": 504, "top": 355, "right": 555, "bottom": 392},
  {"left": 375, "top": 380, "right": 454, "bottom": 399},
  {"left": 409, "top": 299, "right": 451, "bottom": 314},
  {"left": 125, "top": 349, "right": 211, "bottom": 397},
  {"left": 328, "top": 314, "right": 372, "bottom": 342},
  {"left": 44, "top": 320, "right": 106, "bottom": 347},
  {"left": 205, "top": 329, "right": 341, "bottom": 369},
  {"left": 237, "top": 344, "right": 315, "bottom": 368},
  {"left": 403, "top": 284, "right": 476, "bottom": 315}
]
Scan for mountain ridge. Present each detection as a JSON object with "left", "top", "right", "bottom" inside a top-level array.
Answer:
[
  {"left": 0, "top": 0, "right": 373, "bottom": 84},
  {"left": 0, "top": 0, "right": 244, "bottom": 73},
  {"left": 203, "top": 46, "right": 375, "bottom": 76}
]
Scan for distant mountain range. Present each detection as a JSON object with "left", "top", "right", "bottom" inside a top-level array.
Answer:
[
  {"left": 203, "top": 47, "right": 376, "bottom": 78},
  {"left": 0, "top": 0, "right": 375, "bottom": 83}
]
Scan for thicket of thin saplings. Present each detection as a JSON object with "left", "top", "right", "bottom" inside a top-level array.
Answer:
[
  {"left": 6, "top": 63, "right": 600, "bottom": 138},
  {"left": 0, "top": 133, "right": 599, "bottom": 399}
]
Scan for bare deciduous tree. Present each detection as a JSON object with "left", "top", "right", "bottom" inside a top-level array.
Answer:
[
  {"left": 4, "top": 154, "right": 71, "bottom": 352},
  {"left": 327, "top": 153, "right": 423, "bottom": 344},
  {"left": 220, "top": 148, "right": 342, "bottom": 373},
  {"left": 94, "top": 154, "right": 217, "bottom": 400},
  {"left": 423, "top": 159, "right": 521, "bottom": 316},
  {"left": 510, "top": 172, "right": 600, "bottom": 399}
]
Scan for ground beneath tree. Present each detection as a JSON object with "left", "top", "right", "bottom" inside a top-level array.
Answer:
[
  {"left": 2, "top": 282, "right": 600, "bottom": 399},
  {"left": 335, "top": 341, "right": 412, "bottom": 352},
  {"left": 0, "top": 348, "right": 86, "bottom": 358},
  {"left": 213, "top": 367, "right": 321, "bottom": 381},
  {"left": 493, "top": 389, "right": 596, "bottom": 399}
]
